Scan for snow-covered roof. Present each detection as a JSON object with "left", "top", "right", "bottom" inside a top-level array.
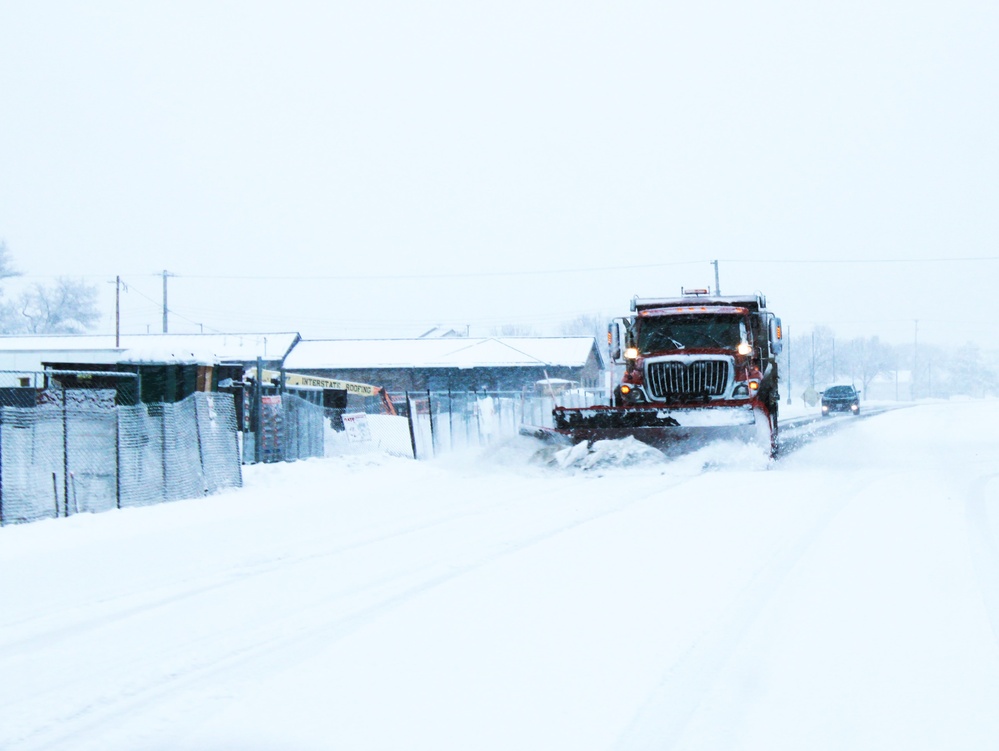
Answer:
[
  {"left": 0, "top": 332, "right": 300, "bottom": 369},
  {"left": 417, "top": 326, "right": 465, "bottom": 338},
  {"left": 284, "top": 337, "right": 599, "bottom": 370}
]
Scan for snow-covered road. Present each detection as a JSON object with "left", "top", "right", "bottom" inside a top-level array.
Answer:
[{"left": 2, "top": 401, "right": 998, "bottom": 750}]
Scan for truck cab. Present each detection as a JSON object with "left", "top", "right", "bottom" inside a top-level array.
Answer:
[{"left": 612, "top": 292, "right": 782, "bottom": 415}]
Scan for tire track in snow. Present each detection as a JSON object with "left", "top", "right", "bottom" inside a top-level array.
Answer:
[
  {"left": 964, "top": 472, "right": 999, "bottom": 647},
  {"left": 0, "top": 471, "right": 592, "bottom": 656},
  {"left": 777, "top": 405, "right": 900, "bottom": 457},
  {"left": 613, "top": 473, "right": 890, "bottom": 751},
  {"left": 3, "top": 474, "right": 599, "bottom": 749},
  {"left": 5, "top": 466, "right": 702, "bottom": 751}
]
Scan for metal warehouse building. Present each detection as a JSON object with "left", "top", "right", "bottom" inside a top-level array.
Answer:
[{"left": 282, "top": 336, "right": 605, "bottom": 394}]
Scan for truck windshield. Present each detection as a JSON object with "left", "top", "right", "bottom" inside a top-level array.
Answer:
[{"left": 636, "top": 314, "right": 745, "bottom": 353}]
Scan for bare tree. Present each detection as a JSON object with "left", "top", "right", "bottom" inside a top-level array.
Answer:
[
  {"left": 0, "top": 240, "right": 21, "bottom": 282},
  {"left": 948, "top": 342, "right": 996, "bottom": 398},
  {"left": 0, "top": 240, "right": 25, "bottom": 331},
  {"left": 789, "top": 327, "right": 836, "bottom": 390},
  {"left": 15, "top": 278, "right": 101, "bottom": 334},
  {"left": 0, "top": 243, "right": 101, "bottom": 334},
  {"left": 490, "top": 323, "right": 537, "bottom": 336},
  {"left": 559, "top": 313, "right": 608, "bottom": 342},
  {"left": 844, "top": 335, "right": 896, "bottom": 396},
  {"left": 790, "top": 328, "right": 895, "bottom": 397}
]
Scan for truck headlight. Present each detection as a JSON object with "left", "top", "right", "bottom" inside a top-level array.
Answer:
[
  {"left": 624, "top": 347, "right": 639, "bottom": 360},
  {"left": 737, "top": 342, "right": 753, "bottom": 356},
  {"left": 619, "top": 384, "right": 646, "bottom": 403}
]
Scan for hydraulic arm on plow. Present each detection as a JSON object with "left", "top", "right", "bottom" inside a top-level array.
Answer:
[{"left": 549, "top": 290, "right": 783, "bottom": 457}]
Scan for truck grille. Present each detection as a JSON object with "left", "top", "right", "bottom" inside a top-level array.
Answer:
[{"left": 646, "top": 360, "right": 730, "bottom": 399}]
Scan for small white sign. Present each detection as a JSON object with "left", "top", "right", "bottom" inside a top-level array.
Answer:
[{"left": 342, "top": 412, "right": 373, "bottom": 443}]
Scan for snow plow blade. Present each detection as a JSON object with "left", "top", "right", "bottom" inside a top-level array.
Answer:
[{"left": 536, "top": 404, "right": 775, "bottom": 454}]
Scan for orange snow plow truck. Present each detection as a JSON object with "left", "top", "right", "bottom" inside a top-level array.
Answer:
[{"left": 549, "top": 290, "right": 783, "bottom": 457}]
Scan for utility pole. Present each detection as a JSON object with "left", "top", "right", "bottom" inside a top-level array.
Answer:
[
  {"left": 786, "top": 324, "right": 792, "bottom": 405},
  {"left": 712, "top": 260, "right": 721, "bottom": 296},
  {"left": 162, "top": 270, "right": 172, "bottom": 333},
  {"left": 810, "top": 331, "right": 816, "bottom": 388},
  {"left": 115, "top": 276, "right": 121, "bottom": 348}
]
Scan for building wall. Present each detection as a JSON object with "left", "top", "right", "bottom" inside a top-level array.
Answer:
[{"left": 292, "top": 362, "right": 601, "bottom": 394}]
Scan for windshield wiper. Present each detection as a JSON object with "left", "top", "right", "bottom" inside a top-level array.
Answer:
[{"left": 642, "top": 334, "right": 685, "bottom": 351}]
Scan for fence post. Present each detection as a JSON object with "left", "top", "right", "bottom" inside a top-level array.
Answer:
[
  {"left": 406, "top": 391, "right": 418, "bottom": 459},
  {"left": 0, "top": 413, "right": 4, "bottom": 527},
  {"left": 474, "top": 389, "right": 484, "bottom": 447},
  {"left": 195, "top": 395, "right": 207, "bottom": 494},
  {"left": 161, "top": 404, "right": 169, "bottom": 502},
  {"left": 221, "top": 391, "right": 245, "bottom": 482},
  {"left": 464, "top": 391, "right": 472, "bottom": 447},
  {"left": 62, "top": 387, "right": 69, "bottom": 517},
  {"left": 254, "top": 357, "right": 263, "bottom": 464},
  {"left": 235, "top": 400, "right": 244, "bottom": 469},
  {"left": 426, "top": 390, "right": 436, "bottom": 458},
  {"left": 447, "top": 386, "right": 454, "bottom": 452},
  {"left": 115, "top": 409, "right": 121, "bottom": 510}
]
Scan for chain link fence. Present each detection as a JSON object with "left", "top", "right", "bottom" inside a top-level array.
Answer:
[
  {"left": 403, "top": 389, "right": 607, "bottom": 459},
  {"left": 242, "top": 389, "right": 561, "bottom": 463},
  {"left": 243, "top": 393, "right": 329, "bottom": 463},
  {"left": 1, "top": 376, "right": 607, "bottom": 524},
  {"left": 0, "top": 390, "right": 242, "bottom": 526},
  {"left": 242, "top": 385, "right": 414, "bottom": 463}
]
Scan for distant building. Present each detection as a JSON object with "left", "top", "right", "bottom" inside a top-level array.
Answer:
[
  {"left": 865, "top": 370, "right": 912, "bottom": 401},
  {"left": 283, "top": 337, "right": 604, "bottom": 394},
  {"left": 0, "top": 332, "right": 300, "bottom": 405}
]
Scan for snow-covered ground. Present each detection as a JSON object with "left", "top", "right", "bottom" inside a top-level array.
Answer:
[{"left": 2, "top": 400, "right": 998, "bottom": 750}]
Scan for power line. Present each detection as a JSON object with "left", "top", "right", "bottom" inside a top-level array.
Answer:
[
  {"left": 717, "top": 256, "right": 999, "bottom": 264},
  {"left": 11, "top": 255, "right": 999, "bottom": 283},
  {"left": 167, "top": 255, "right": 999, "bottom": 280},
  {"left": 175, "top": 262, "right": 703, "bottom": 281},
  {"left": 117, "top": 276, "right": 225, "bottom": 335}
]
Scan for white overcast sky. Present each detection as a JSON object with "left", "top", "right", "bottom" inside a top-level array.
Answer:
[{"left": 1, "top": 1, "right": 997, "bottom": 346}]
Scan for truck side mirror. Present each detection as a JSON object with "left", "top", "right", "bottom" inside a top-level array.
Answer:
[
  {"left": 608, "top": 321, "right": 621, "bottom": 362},
  {"left": 769, "top": 316, "right": 783, "bottom": 356}
]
